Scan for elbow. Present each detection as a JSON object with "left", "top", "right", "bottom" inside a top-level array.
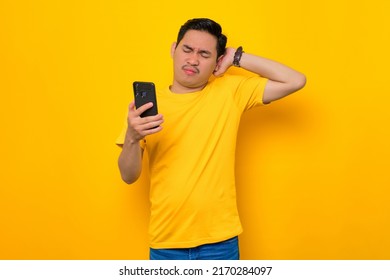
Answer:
[
  {"left": 120, "top": 172, "right": 140, "bottom": 185},
  {"left": 122, "top": 179, "right": 135, "bottom": 185},
  {"left": 118, "top": 163, "right": 141, "bottom": 184},
  {"left": 121, "top": 176, "right": 138, "bottom": 185},
  {"left": 293, "top": 72, "right": 306, "bottom": 92},
  {"left": 263, "top": 73, "right": 306, "bottom": 104},
  {"left": 118, "top": 154, "right": 142, "bottom": 185}
]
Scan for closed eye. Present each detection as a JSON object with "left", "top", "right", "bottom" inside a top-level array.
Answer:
[
  {"left": 199, "top": 51, "right": 211, "bottom": 58},
  {"left": 182, "top": 45, "right": 193, "bottom": 53},
  {"left": 182, "top": 45, "right": 212, "bottom": 58}
]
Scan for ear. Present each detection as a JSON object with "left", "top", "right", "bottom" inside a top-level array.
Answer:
[
  {"left": 170, "top": 42, "right": 177, "bottom": 58},
  {"left": 213, "top": 55, "right": 224, "bottom": 73}
]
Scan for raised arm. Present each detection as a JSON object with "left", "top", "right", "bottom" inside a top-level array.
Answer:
[{"left": 214, "top": 47, "right": 306, "bottom": 103}]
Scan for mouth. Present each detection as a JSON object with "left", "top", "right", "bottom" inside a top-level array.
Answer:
[{"left": 182, "top": 66, "right": 199, "bottom": 75}]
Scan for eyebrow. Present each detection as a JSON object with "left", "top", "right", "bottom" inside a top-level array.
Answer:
[{"left": 183, "top": 44, "right": 212, "bottom": 56}]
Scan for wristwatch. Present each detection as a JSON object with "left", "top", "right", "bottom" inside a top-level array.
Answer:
[{"left": 233, "top": 46, "right": 244, "bottom": 67}]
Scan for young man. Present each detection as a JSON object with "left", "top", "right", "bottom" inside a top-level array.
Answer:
[{"left": 117, "top": 18, "right": 306, "bottom": 260}]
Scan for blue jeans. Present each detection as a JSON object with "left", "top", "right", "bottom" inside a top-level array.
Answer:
[{"left": 149, "top": 236, "right": 239, "bottom": 260}]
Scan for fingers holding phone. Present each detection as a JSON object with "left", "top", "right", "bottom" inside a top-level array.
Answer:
[
  {"left": 132, "top": 101, "right": 163, "bottom": 130},
  {"left": 126, "top": 100, "right": 163, "bottom": 143}
]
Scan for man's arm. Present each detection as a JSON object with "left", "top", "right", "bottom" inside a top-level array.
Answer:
[
  {"left": 118, "top": 101, "right": 163, "bottom": 184},
  {"left": 118, "top": 138, "right": 144, "bottom": 184},
  {"left": 214, "top": 47, "right": 306, "bottom": 103}
]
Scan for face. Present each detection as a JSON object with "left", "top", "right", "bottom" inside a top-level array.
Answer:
[{"left": 170, "top": 30, "right": 221, "bottom": 93}]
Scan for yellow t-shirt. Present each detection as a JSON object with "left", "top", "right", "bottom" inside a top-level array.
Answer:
[{"left": 117, "top": 74, "right": 268, "bottom": 249}]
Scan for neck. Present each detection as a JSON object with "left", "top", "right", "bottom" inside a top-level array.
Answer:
[{"left": 170, "top": 81, "right": 208, "bottom": 94}]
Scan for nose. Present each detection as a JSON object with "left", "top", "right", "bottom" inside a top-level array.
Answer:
[{"left": 186, "top": 53, "right": 199, "bottom": 66}]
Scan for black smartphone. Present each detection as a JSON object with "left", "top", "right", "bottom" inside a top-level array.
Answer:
[{"left": 133, "top": 81, "right": 158, "bottom": 118}]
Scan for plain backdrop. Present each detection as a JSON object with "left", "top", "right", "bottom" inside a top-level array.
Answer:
[{"left": 1, "top": 0, "right": 389, "bottom": 259}]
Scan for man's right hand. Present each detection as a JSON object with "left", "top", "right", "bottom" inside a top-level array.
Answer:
[{"left": 126, "top": 101, "right": 164, "bottom": 144}]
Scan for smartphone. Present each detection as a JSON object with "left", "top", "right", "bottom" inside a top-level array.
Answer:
[{"left": 133, "top": 81, "right": 158, "bottom": 118}]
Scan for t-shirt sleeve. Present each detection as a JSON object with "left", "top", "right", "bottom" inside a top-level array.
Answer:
[
  {"left": 232, "top": 75, "right": 268, "bottom": 112},
  {"left": 115, "top": 118, "right": 127, "bottom": 146}
]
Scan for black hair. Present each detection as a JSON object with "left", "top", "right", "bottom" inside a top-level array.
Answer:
[{"left": 176, "top": 18, "right": 227, "bottom": 59}]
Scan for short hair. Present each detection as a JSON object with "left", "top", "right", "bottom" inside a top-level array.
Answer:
[{"left": 176, "top": 18, "right": 227, "bottom": 59}]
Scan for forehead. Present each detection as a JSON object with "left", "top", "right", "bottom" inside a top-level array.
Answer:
[{"left": 179, "top": 30, "right": 218, "bottom": 52}]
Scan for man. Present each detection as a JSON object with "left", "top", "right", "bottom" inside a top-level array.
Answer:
[{"left": 117, "top": 18, "right": 306, "bottom": 260}]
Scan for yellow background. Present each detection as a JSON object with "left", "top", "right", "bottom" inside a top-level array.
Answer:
[{"left": 1, "top": 0, "right": 389, "bottom": 259}]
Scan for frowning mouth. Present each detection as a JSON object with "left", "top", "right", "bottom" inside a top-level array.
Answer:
[{"left": 182, "top": 66, "right": 199, "bottom": 75}]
